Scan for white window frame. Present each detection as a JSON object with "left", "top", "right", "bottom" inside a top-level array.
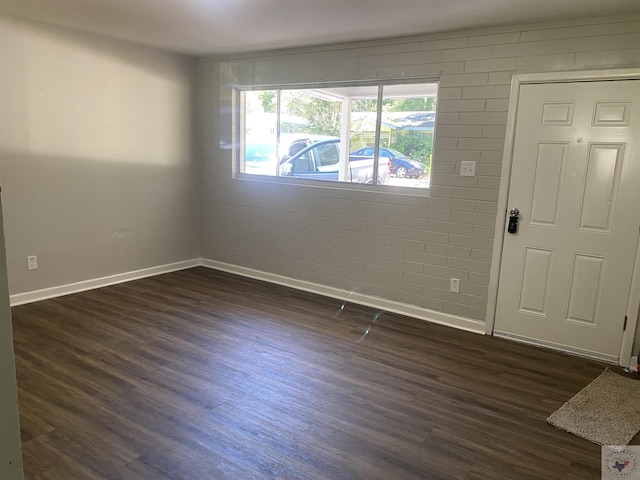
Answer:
[{"left": 233, "top": 77, "right": 439, "bottom": 193}]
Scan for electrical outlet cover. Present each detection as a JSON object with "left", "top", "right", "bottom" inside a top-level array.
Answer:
[
  {"left": 27, "top": 255, "right": 38, "bottom": 270},
  {"left": 460, "top": 161, "right": 476, "bottom": 177}
]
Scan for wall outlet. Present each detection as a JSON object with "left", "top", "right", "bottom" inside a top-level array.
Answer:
[
  {"left": 27, "top": 255, "right": 38, "bottom": 271},
  {"left": 450, "top": 278, "right": 460, "bottom": 293},
  {"left": 460, "top": 161, "right": 476, "bottom": 177}
]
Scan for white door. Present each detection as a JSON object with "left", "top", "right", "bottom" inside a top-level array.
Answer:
[{"left": 494, "top": 80, "right": 640, "bottom": 362}]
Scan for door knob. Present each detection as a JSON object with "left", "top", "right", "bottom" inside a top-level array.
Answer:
[{"left": 508, "top": 208, "right": 520, "bottom": 234}]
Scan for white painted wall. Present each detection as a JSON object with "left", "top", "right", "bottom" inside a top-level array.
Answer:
[
  {"left": 199, "top": 15, "right": 640, "bottom": 332},
  {"left": 0, "top": 15, "right": 200, "bottom": 295},
  {"left": 0, "top": 194, "right": 24, "bottom": 480}
]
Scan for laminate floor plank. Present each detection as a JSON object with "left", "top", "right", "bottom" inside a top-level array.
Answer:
[{"left": 12, "top": 267, "right": 633, "bottom": 479}]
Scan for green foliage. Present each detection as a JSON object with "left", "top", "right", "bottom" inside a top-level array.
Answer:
[
  {"left": 258, "top": 91, "right": 277, "bottom": 113},
  {"left": 386, "top": 97, "right": 436, "bottom": 112},
  {"left": 285, "top": 95, "right": 342, "bottom": 136},
  {"left": 349, "top": 97, "right": 436, "bottom": 113},
  {"left": 351, "top": 99, "right": 379, "bottom": 113},
  {"left": 281, "top": 91, "right": 437, "bottom": 153},
  {"left": 390, "top": 133, "right": 433, "bottom": 168}
]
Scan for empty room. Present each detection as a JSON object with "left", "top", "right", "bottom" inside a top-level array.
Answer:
[{"left": 2, "top": 1, "right": 640, "bottom": 478}]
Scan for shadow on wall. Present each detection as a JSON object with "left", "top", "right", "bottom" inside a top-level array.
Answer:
[
  {"left": 0, "top": 15, "right": 200, "bottom": 296},
  {"left": 0, "top": 151, "right": 200, "bottom": 296}
]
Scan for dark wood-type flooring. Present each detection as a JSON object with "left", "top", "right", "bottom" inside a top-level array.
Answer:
[{"left": 11, "top": 267, "right": 634, "bottom": 479}]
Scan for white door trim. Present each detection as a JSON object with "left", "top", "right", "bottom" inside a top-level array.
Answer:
[{"left": 486, "top": 68, "right": 640, "bottom": 368}]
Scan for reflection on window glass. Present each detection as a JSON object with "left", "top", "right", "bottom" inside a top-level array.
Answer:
[
  {"left": 238, "top": 82, "right": 437, "bottom": 189},
  {"left": 242, "top": 90, "right": 279, "bottom": 176}
]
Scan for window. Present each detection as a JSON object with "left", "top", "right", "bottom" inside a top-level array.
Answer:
[{"left": 236, "top": 80, "right": 437, "bottom": 189}]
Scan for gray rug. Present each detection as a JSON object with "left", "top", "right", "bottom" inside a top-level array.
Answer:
[{"left": 547, "top": 369, "right": 640, "bottom": 446}]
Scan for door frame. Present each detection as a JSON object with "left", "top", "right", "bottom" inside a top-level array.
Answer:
[{"left": 486, "top": 68, "right": 640, "bottom": 368}]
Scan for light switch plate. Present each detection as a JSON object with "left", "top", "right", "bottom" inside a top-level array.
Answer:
[{"left": 460, "top": 161, "right": 476, "bottom": 177}]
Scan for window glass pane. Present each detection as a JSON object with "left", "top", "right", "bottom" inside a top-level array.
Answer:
[
  {"left": 380, "top": 83, "right": 436, "bottom": 189},
  {"left": 242, "top": 90, "right": 279, "bottom": 176},
  {"left": 275, "top": 86, "right": 389, "bottom": 185},
  {"left": 278, "top": 89, "right": 369, "bottom": 184},
  {"left": 238, "top": 82, "right": 437, "bottom": 189},
  {"left": 350, "top": 94, "right": 388, "bottom": 184}
]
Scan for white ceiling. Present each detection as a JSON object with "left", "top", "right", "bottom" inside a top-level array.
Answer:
[{"left": 2, "top": 0, "right": 640, "bottom": 56}]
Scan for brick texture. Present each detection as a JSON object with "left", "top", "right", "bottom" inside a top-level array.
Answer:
[{"left": 199, "top": 15, "right": 640, "bottom": 323}]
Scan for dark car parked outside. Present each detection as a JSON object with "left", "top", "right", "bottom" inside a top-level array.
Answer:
[{"left": 351, "top": 147, "right": 427, "bottom": 179}]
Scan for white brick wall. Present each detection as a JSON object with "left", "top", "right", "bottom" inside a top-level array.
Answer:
[{"left": 200, "top": 14, "right": 640, "bottom": 324}]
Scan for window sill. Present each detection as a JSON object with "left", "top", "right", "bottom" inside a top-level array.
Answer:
[{"left": 233, "top": 173, "right": 431, "bottom": 197}]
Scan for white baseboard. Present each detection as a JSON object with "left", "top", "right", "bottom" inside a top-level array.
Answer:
[
  {"left": 10, "top": 259, "right": 202, "bottom": 307},
  {"left": 201, "top": 258, "right": 486, "bottom": 335},
  {"left": 11, "top": 257, "right": 487, "bottom": 337}
]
